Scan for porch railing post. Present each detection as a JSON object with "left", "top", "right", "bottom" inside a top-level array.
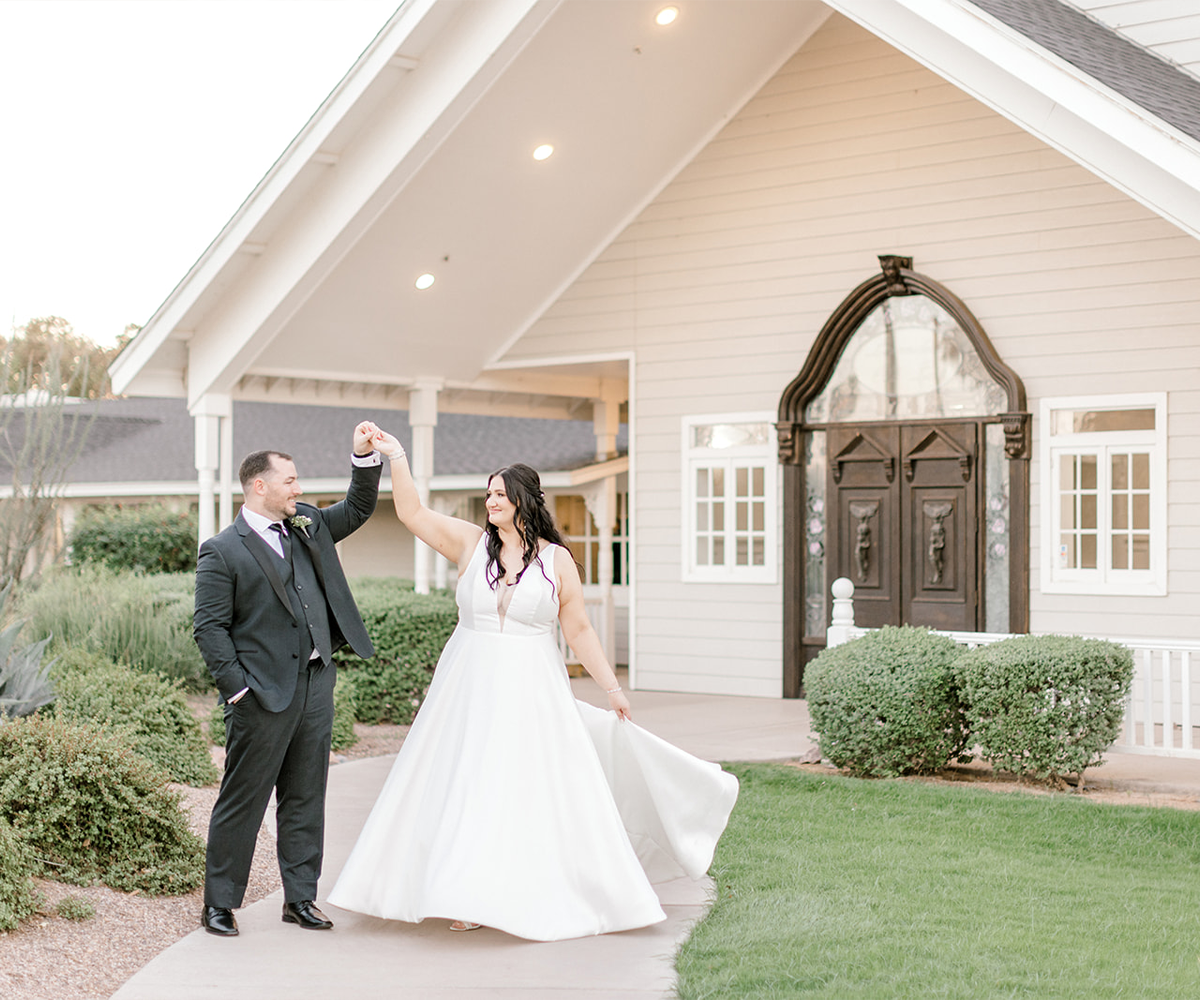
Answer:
[{"left": 826, "top": 577, "right": 856, "bottom": 649}]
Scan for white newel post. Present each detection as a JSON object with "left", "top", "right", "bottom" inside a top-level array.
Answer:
[
  {"left": 409, "top": 380, "right": 441, "bottom": 595},
  {"left": 192, "top": 393, "right": 232, "bottom": 545},
  {"left": 825, "top": 577, "right": 857, "bottom": 649}
]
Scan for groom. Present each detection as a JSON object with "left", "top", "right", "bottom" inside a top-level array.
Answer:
[{"left": 193, "top": 421, "right": 382, "bottom": 936}]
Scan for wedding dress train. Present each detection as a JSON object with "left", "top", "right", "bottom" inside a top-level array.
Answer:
[{"left": 328, "top": 536, "right": 738, "bottom": 941}]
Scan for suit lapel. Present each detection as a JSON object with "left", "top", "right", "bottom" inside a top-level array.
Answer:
[{"left": 237, "top": 516, "right": 296, "bottom": 618}]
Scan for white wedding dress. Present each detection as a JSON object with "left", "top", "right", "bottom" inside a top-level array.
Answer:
[{"left": 327, "top": 536, "right": 738, "bottom": 941}]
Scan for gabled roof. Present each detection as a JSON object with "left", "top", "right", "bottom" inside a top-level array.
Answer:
[
  {"left": 973, "top": 0, "right": 1200, "bottom": 142},
  {"left": 0, "top": 397, "right": 625, "bottom": 491},
  {"left": 110, "top": 0, "right": 1200, "bottom": 415}
]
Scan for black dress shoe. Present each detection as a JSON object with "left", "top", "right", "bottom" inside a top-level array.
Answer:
[
  {"left": 282, "top": 900, "right": 333, "bottom": 930},
  {"left": 202, "top": 905, "right": 239, "bottom": 936}
]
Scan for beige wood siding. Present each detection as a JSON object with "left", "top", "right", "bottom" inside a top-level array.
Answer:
[
  {"left": 503, "top": 13, "right": 1200, "bottom": 696},
  {"left": 1071, "top": 1, "right": 1200, "bottom": 76}
]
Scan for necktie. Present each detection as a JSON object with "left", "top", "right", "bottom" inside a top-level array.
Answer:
[{"left": 268, "top": 522, "right": 291, "bottom": 560}]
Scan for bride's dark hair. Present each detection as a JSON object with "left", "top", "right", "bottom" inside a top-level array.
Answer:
[{"left": 484, "top": 464, "right": 571, "bottom": 593}]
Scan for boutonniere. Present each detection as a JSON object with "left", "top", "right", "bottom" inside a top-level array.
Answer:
[{"left": 288, "top": 514, "right": 313, "bottom": 538}]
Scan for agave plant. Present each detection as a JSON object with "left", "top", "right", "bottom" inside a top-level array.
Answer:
[{"left": 0, "top": 583, "right": 55, "bottom": 720}]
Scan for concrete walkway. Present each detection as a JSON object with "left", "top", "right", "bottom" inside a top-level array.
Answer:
[{"left": 112, "top": 683, "right": 1200, "bottom": 999}]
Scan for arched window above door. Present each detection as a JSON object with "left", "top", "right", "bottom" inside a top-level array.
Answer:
[{"left": 805, "top": 293, "right": 1008, "bottom": 424}]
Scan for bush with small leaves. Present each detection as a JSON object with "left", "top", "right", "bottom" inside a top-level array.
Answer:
[
  {"left": 806, "top": 625, "right": 970, "bottom": 778},
  {"left": 0, "top": 816, "right": 40, "bottom": 931},
  {"left": 956, "top": 634, "right": 1134, "bottom": 783},
  {"left": 0, "top": 715, "right": 204, "bottom": 894},
  {"left": 53, "top": 648, "right": 219, "bottom": 787},
  {"left": 55, "top": 895, "right": 95, "bottom": 921},
  {"left": 336, "top": 581, "right": 457, "bottom": 725}
]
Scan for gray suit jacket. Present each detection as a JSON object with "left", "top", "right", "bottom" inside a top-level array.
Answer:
[{"left": 193, "top": 461, "right": 382, "bottom": 712}]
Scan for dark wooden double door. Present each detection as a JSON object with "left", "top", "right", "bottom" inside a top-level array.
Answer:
[{"left": 829, "top": 421, "right": 979, "bottom": 632}]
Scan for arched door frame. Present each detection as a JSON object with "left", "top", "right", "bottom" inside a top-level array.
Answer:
[{"left": 776, "top": 255, "right": 1030, "bottom": 697}]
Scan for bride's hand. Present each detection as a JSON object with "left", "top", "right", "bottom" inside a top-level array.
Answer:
[
  {"left": 609, "top": 689, "right": 632, "bottom": 721},
  {"left": 373, "top": 429, "right": 405, "bottom": 460}
]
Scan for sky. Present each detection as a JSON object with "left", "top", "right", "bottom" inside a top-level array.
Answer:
[{"left": 0, "top": 0, "right": 399, "bottom": 348}]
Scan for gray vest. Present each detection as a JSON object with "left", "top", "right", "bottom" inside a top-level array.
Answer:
[{"left": 278, "top": 537, "right": 334, "bottom": 666}]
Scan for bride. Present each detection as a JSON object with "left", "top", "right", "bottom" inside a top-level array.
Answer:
[{"left": 327, "top": 428, "right": 737, "bottom": 941}]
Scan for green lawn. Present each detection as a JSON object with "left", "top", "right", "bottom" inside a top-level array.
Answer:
[{"left": 676, "top": 764, "right": 1200, "bottom": 999}]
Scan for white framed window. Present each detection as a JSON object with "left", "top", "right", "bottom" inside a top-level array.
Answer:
[
  {"left": 682, "top": 412, "right": 777, "bottom": 583},
  {"left": 1039, "top": 393, "right": 1166, "bottom": 596}
]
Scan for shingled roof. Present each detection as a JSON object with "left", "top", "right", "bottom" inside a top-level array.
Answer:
[
  {"left": 2, "top": 398, "right": 625, "bottom": 487},
  {"left": 971, "top": 0, "right": 1200, "bottom": 143}
]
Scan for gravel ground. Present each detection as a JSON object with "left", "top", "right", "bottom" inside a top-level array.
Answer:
[{"left": 0, "top": 723, "right": 409, "bottom": 1000}]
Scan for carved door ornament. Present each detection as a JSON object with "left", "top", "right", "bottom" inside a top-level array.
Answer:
[
  {"left": 848, "top": 501, "right": 878, "bottom": 582},
  {"left": 923, "top": 500, "right": 953, "bottom": 585}
]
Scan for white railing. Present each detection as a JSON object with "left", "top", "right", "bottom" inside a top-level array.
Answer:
[
  {"left": 824, "top": 577, "right": 1200, "bottom": 759},
  {"left": 557, "top": 595, "right": 606, "bottom": 666}
]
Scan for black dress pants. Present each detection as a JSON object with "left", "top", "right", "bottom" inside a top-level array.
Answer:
[{"left": 204, "top": 659, "right": 336, "bottom": 907}]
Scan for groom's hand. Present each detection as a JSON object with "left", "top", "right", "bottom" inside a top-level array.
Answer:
[{"left": 353, "top": 421, "right": 378, "bottom": 456}]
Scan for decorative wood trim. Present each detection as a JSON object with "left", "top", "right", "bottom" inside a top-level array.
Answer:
[{"left": 777, "top": 255, "right": 1031, "bottom": 695}]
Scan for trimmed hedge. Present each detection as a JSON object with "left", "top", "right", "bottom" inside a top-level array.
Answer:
[
  {"left": 0, "top": 715, "right": 204, "bottom": 894},
  {"left": 0, "top": 816, "right": 40, "bottom": 931},
  {"left": 956, "top": 634, "right": 1134, "bottom": 783},
  {"left": 806, "top": 626, "right": 970, "bottom": 778},
  {"left": 53, "top": 647, "right": 219, "bottom": 787},
  {"left": 336, "top": 580, "right": 457, "bottom": 725},
  {"left": 69, "top": 504, "right": 197, "bottom": 574}
]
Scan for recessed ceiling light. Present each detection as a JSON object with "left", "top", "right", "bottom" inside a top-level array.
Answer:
[
  {"left": 415, "top": 273, "right": 435, "bottom": 290},
  {"left": 655, "top": 6, "right": 678, "bottom": 26},
  {"left": 533, "top": 144, "right": 554, "bottom": 161}
]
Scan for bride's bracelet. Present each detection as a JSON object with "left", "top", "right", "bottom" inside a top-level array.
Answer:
[
  {"left": 605, "top": 685, "right": 622, "bottom": 695},
  {"left": 383, "top": 446, "right": 406, "bottom": 461}
]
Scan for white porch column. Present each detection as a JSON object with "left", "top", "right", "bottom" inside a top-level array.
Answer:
[
  {"left": 584, "top": 480, "right": 616, "bottom": 665},
  {"left": 592, "top": 388, "right": 622, "bottom": 460},
  {"left": 219, "top": 408, "right": 234, "bottom": 529},
  {"left": 431, "top": 495, "right": 454, "bottom": 590},
  {"left": 191, "top": 393, "right": 232, "bottom": 545},
  {"left": 409, "top": 380, "right": 442, "bottom": 594}
]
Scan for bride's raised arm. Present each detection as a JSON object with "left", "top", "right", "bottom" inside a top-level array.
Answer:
[{"left": 372, "top": 428, "right": 481, "bottom": 566}]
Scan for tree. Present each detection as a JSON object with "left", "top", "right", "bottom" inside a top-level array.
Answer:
[
  {"left": 0, "top": 318, "right": 112, "bottom": 586},
  {"left": 0, "top": 317, "right": 127, "bottom": 400}
]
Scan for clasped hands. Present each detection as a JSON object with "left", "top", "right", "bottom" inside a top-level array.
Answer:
[{"left": 353, "top": 420, "right": 405, "bottom": 461}]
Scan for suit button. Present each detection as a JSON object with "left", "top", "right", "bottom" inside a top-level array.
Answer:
[{"left": 292, "top": 653, "right": 298, "bottom": 659}]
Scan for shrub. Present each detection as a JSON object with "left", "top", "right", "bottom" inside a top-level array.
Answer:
[
  {"left": 806, "top": 626, "right": 970, "bottom": 778},
  {"left": 0, "top": 715, "right": 204, "bottom": 894},
  {"left": 957, "top": 634, "right": 1134, "bottom": 783},
  {"left": 17, "top": 566, "right": 208, "bottom": 690},
  {"left": 0, "top": 816, "right": 40, "bottom": 931},
  {"left": 208, "top": 671, "right": 359, "bottom": 752},
  {"left": 336, "top": 580, "right": 457, "bottom": 725},
  {"left": 69, "top": 504, "right": 197, "bottom": 574},
  {"left": 53, "top": 649, "right": 219, "bottom": 786},
  {"left": 56, "top": 895, "right": 95, "bottom": 921},
  {"left": 0, "top": 579, "right": 56, "bottom": 719}
]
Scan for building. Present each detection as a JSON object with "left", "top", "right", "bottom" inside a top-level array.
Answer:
[{"left": 110, "top": 0, "right": 1200, "bottom": 699}]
